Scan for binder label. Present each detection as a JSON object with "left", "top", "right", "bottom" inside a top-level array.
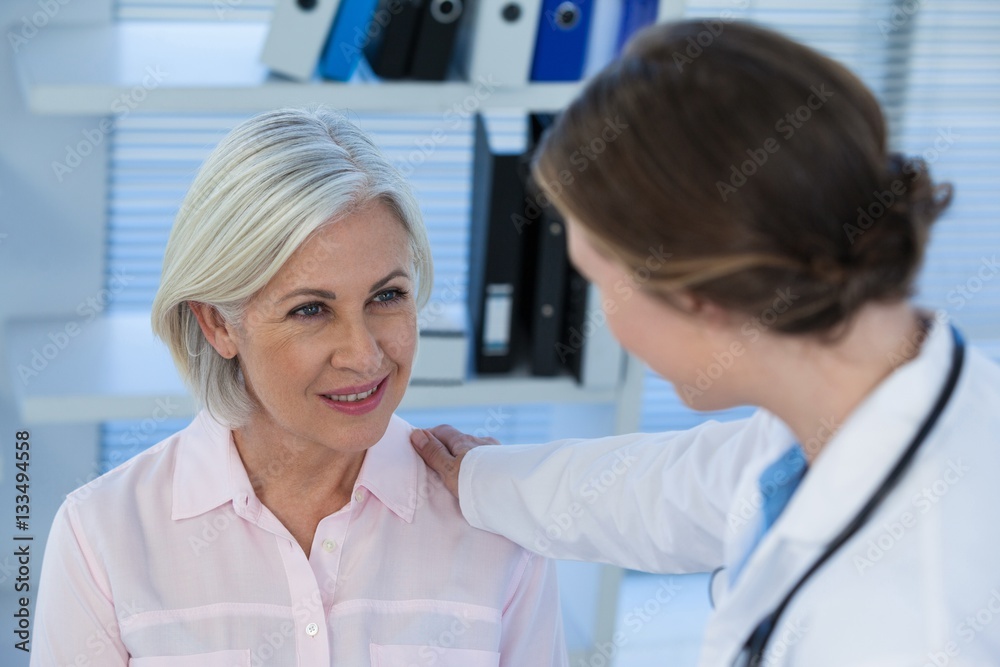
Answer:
[{"left": 482, "top": 284, "right": 513, "bottom": 355}]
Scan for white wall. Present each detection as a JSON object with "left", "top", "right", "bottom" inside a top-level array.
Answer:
[{"left": 1, "top": 1, "right": 112, "bottom": 663}]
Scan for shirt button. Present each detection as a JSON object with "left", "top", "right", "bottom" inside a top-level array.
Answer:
[
  {"left": 305, "top": 622, "right": 319, "bottom": 637},
  {"left": 354, "top": 489, "right": 365, "bottom": 503},
  {"left": 322, "top": 539, "right": 336, "bottom": 552}
]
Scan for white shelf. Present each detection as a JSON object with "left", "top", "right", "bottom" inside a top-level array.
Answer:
[
  {"left": 15, "top": 22, "right": 584, "bottom": 115},
  {"left": 6, "top": 312, "right": 618, "bottom": 424}
]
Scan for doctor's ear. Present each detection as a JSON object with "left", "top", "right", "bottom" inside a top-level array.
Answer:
[
  {"left": 188, "top": 301, "right": 240, "bottom": 359},
  {"left": 658, "top": 290, "right": 733, "bottom": 330}
]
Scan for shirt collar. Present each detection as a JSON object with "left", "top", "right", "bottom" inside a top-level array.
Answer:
[
  {"left": 772, "top": 310, "right": 960, "bottom": 544},
  {"left": 172, "top": 410, "right": 423, "bottom": 524}
]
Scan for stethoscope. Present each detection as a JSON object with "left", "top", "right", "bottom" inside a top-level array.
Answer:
[{"left": 727, "top": 324, "right": 966, "bottom": 666}]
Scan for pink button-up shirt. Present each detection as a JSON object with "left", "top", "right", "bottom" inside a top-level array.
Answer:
[{"left": 31, "top": 409, "right": 567, "bottom": 667}]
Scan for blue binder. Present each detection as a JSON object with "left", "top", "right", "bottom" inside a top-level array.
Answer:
[
  {"left": 319, "top": 0, "right": 380, "bottom": 81},
  {"left": 616, "top": 0, "right": 658, "bottom": 53},
  {"left": 530, "top": 0, "right": 594, "bottom": 81}
]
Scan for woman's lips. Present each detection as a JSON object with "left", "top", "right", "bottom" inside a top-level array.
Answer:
[{"left": 318, "top": 377, "right": 388, "bottom": 416}]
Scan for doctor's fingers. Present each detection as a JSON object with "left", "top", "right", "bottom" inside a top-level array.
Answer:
[
  {"left": 426, "top": 424, "right": 502, "bottom": 451},
  {"left": 411, "top": 428, "right": 464, "bottom": 498}
]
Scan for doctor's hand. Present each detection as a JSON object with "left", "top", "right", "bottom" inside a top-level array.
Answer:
[{"left": 410, "top": 425, "right": 500, "bottom": 499}]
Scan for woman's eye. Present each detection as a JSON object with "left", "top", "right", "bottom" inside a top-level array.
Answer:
[
  {"left": 373, "top": 288, "right": 408, "bottom": 306},
  {"left": 292, "top": 303, "right": 323, "bottom": 318}
]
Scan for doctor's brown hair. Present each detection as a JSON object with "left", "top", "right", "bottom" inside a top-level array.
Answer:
[{"left": 531, "top": 20, "right": 952, "bottom": 335}]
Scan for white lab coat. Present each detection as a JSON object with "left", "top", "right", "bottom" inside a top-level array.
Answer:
[{"left": 458, "top": 315, "right": 1000, "bottom": 665}]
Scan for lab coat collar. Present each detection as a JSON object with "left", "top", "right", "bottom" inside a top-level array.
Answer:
[
  {"left": 771, "top": 310, "right": 958, "bottom": 545},
  {"left": 171, "top": 409, "right": 421, "bottom": 524},
  {"left": 699, "top": 311, "right": 960, "bottom": 665}
]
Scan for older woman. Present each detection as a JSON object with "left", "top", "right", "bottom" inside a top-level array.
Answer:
[{"left": 31, "top": 108, "right": 567, "bottom": 667}]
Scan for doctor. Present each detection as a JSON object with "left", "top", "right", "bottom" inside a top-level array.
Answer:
[{"left": 410, "top": 19, "right": 1000, "bottom": 666}]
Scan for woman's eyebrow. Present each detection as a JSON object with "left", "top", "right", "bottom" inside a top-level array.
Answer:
[
  {"left": 277, "top": 269, "right": 411, "bottom": 303},
  {"left": 277, "top": 287, "right": 337, "bottom": 303},
  {"left": 369, "top": 269, "right": 410, "bottom": 292}
]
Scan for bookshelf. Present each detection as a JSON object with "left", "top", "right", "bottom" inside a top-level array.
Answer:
[
  {"left": 15, "top": 0, "right": 686, "bottom": 115},
  {"left": 15, "top": 22, "right": 585, "bottom": 115}
]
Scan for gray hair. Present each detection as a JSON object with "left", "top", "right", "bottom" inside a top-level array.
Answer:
[{"left": 151, "top": 107, "right": 433, "bottom": 428}]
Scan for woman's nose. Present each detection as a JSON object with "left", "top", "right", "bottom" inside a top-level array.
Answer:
[{"left": 332, "top": 317, "right": 384, "bottom": 375}]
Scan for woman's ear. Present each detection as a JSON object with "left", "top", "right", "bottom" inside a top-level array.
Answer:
[
  {"left": 668, "top": 290, "right": 734, "bottom": 333},
  {"left": 188, "top": 301, "right": 239, "bottom": 359}
]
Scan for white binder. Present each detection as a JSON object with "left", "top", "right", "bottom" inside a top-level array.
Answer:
[
  {"left": 454, "top": 0, "right": 544, "bottom": 86},
  {"left": 583, "top": 0, "right": 624, "bottom": 79},
  {"left": 260, "top": 0, "right": 344, "bottom": 81}
]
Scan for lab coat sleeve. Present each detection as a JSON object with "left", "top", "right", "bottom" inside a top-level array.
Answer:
[
  {"left": 30, "top": 499, "right": 130, "bottom": 667},
  {"left": 458, "top": 411, "right": 776, "bottom": 574},
  {"left": 498, "top": 551, "right": 569, "bottom": 667}
]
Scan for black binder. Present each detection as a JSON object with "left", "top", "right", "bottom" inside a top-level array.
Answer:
[
  {"left": 468, "top": 113, "right": 530, "bottom": 375},
  {"left": 522, "top": 114, "right": 569, "bottom": 376},
  {"left": 409, "top": 0, "right": 466, "bottom": 80},
  {"left": 558, "top": 265, "right": 589, "bottom": 382},
  {"left": 363, "top": 0, "right": 424, "bottom": 79}
]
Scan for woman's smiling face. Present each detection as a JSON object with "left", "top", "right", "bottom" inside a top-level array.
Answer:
[{"left": 216, "top": 199, "right": 417, "bottom": 454}]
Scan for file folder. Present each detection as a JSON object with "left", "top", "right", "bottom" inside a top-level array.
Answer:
[
  {"left": 521, "top": 114, "right": 567, "bottom": 376},
  {"left": 468, "top": 113, "right": 531, "bottom": 375},
  {"left": 261, "top": 0, "right": 344, "bottom": 81},
  {"left": 616, "top": 0, "right": 659, "bottom": 53},
  {"left": 528, "top": 192, "right": 569, "bottom": 376},
  {"left": 319, "top": 0, "right": 380, "bottom": 81},
  {"left": 559, "top": 264, "right": 589, "bottom": 381},
  {"left": 454, "top": 0, "right": 543, "bottom": 85},
  {"left": 530, "top": 0, "right": 594, "bottom": 81},
  {"left": 582, "top": 0, "right": 624, "bottom": 78},
  {"left": 409, "top": 0, "right": 466, "bottom": 80},
  {"left": 364, "top": 0, "right": 423, "bottom": 79}
]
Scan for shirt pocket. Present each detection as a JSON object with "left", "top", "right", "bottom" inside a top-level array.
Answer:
[
  {"left": 370, "top": 643, "right": 501, "bottom": 667},
  {"left": 128, "top": 649, "right": 251, "bottom": 666}
]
